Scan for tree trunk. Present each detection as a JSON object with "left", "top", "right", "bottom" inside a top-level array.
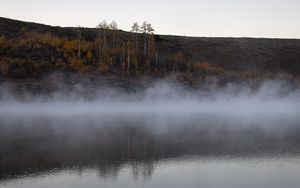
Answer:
[
  {"left": 155, "top": 51, "right": 158, "bottom": 69},
  {"left": 128, "top": 45, "right": 130, "bottom": 72}
]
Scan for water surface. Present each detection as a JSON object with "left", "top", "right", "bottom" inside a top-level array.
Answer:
[{"left": 1, "top": 114, "right": 300, "bottom": 188}]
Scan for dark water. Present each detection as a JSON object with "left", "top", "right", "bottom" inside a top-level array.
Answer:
[{"left": 1, "top": 114, "right": 300, "bottom": 188}]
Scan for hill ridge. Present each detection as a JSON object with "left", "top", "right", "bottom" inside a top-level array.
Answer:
[{"left": 0, "top": 16, "right": 300, "bottom": 82}]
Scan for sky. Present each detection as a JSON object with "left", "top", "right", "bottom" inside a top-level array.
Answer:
[{"left": 0, "top": 0, "right": 300, "bottom": 38}]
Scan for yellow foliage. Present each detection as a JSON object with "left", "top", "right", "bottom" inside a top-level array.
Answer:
[
  {"left": 81, "top": 41, "right": 93, "bottom": 53},
  {"left": 131, "top": 53, "right": 138, "bottom": 70},
  {"left": 128, "top": 48, "right": 138, "bottom": 71},
  {"left": 147, "top": 34, "right": 156, "bottom": 54},
  {"left": 107, "top": 57, "right": 114, "bottom": 65},
  {"left": 209, "top": 66, "right": 224, "bottom": 74},
  {"left": 63, "top": 40, "right": 77, "bottom": 51},
  {"left": 51, "top": 37, "right": 63, "bottom": 47},
  {"left": 194, "top": 62, "right": 209, "bottom": 71},
  {"left": 86, "top": 51, "right": 93, "bottom": 61},
  {"left": 18, "top": 39, "right": 28, "bottom": 48},
  {"left": 192, "top": 62, "right": 224, "bottom": 74},
  {"left": 97, "top": 63, "right": 110, "bottom": 73},
  {"left": 68, "top": 57, "right": 86, "bottom": 72},
  {"left": 0, "top": 37, "right": 6, "bottom": 47}
]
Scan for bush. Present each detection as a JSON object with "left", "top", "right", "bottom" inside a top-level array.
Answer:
[{"left": 192, "top": 62, "right": 224, "bottom": 74}]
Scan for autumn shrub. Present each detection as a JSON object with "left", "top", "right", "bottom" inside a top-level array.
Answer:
[
  {"left": 63, "top": 39, "right": 77, "bottom": 52},
  {"left": 86, "top": 51, "right": 93, "bottom": 61},
  {"left": 54, "top": 58, "right": 66, "bottom": 69},
  {"left": 68, "top": 57, "right": 87, "bottom": 72},
  {"left": 0, "top": 60, "right": 9, "bottom": 76},
  {"left": 0, "top": 37, "right": 6, "bottom": 47},
  {"left": 97, "top": 63, "right": 110, "bottom": 73},
  {"left": 192, "top": 62, "right": 224, "bottom": 74}
]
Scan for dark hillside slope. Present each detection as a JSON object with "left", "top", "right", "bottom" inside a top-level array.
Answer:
[
  {"left": 0, "top": 17, "right": 300, "bottom": 81},
  {"left": 158, "top": 36, "right": 300, "bottom": 74}
]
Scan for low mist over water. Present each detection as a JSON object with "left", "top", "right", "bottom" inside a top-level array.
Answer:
[
  {"left": 1, "top": 79, "right": 300, "bottom": 188},
  {"left": 0, "top": 80, "right": 299, "bottom": 115}
]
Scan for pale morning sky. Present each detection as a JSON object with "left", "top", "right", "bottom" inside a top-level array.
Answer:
[{"left": 0, "top": 0, "right": 300, "bottom": 38}]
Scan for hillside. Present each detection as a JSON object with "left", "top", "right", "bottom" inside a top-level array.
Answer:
[{"left": 0, "top": 17, "right": 300, "bottom": 84}]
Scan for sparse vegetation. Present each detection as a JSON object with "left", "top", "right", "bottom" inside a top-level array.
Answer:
[{"left": 0, "top": 17, "right": 299, "bottom": 84}]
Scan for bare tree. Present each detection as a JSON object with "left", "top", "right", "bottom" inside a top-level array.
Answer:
[
  {"left": 127, "top": 43, "right": 130, "bottom": 73},
  {"left": 146, "top": 23, "right": 154, "bottom": 34},
  {"left": 97, "top": 20, "right": 108, "bottom": 29},
  {"left": 131, "top": 22, "right": 140, "bottom": 60},
  {"left": 109, "top": 21, "right": 118, "bottom": 30},
  {"left": 96, "top": 23, "right": 103, "bottom": 64},
  {"left": 97, "top": 20, "right": 109, "bottom": 64},
  {"left": 140, "top": 22, "right": 148, "bottom": 56},
  {"left": 140, "top": 21, "right": 148, "bottom": 33},
  {"left": 155, "top": 51, "right": 158, "bottom": 69},
  {"left": 146, "top": 23, "right": 155, "bottom": 54},
  {"left": 131, "top": 22, "right": 140, "bottom": 33},
  {"left": 108, "top": 21, "right": 118, "bottom": 61},
  {"left": 77, "top": 25, "right": 82, "bottom": 61},
  {"left": 97, "top": 21, "right": 109, "bottom": 47}
]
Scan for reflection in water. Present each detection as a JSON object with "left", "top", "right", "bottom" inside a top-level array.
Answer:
[{"left": 1, "top": 114, "right": 300, "bottom": 188}]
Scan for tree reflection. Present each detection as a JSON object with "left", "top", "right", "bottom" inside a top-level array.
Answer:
[{"left": 1, "top": 115, "right": 300, "bottom": 181}]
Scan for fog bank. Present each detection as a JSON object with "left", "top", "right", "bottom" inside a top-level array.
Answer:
[{"left": 0, "top": 80, "right": 299, "bottom": 116}]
